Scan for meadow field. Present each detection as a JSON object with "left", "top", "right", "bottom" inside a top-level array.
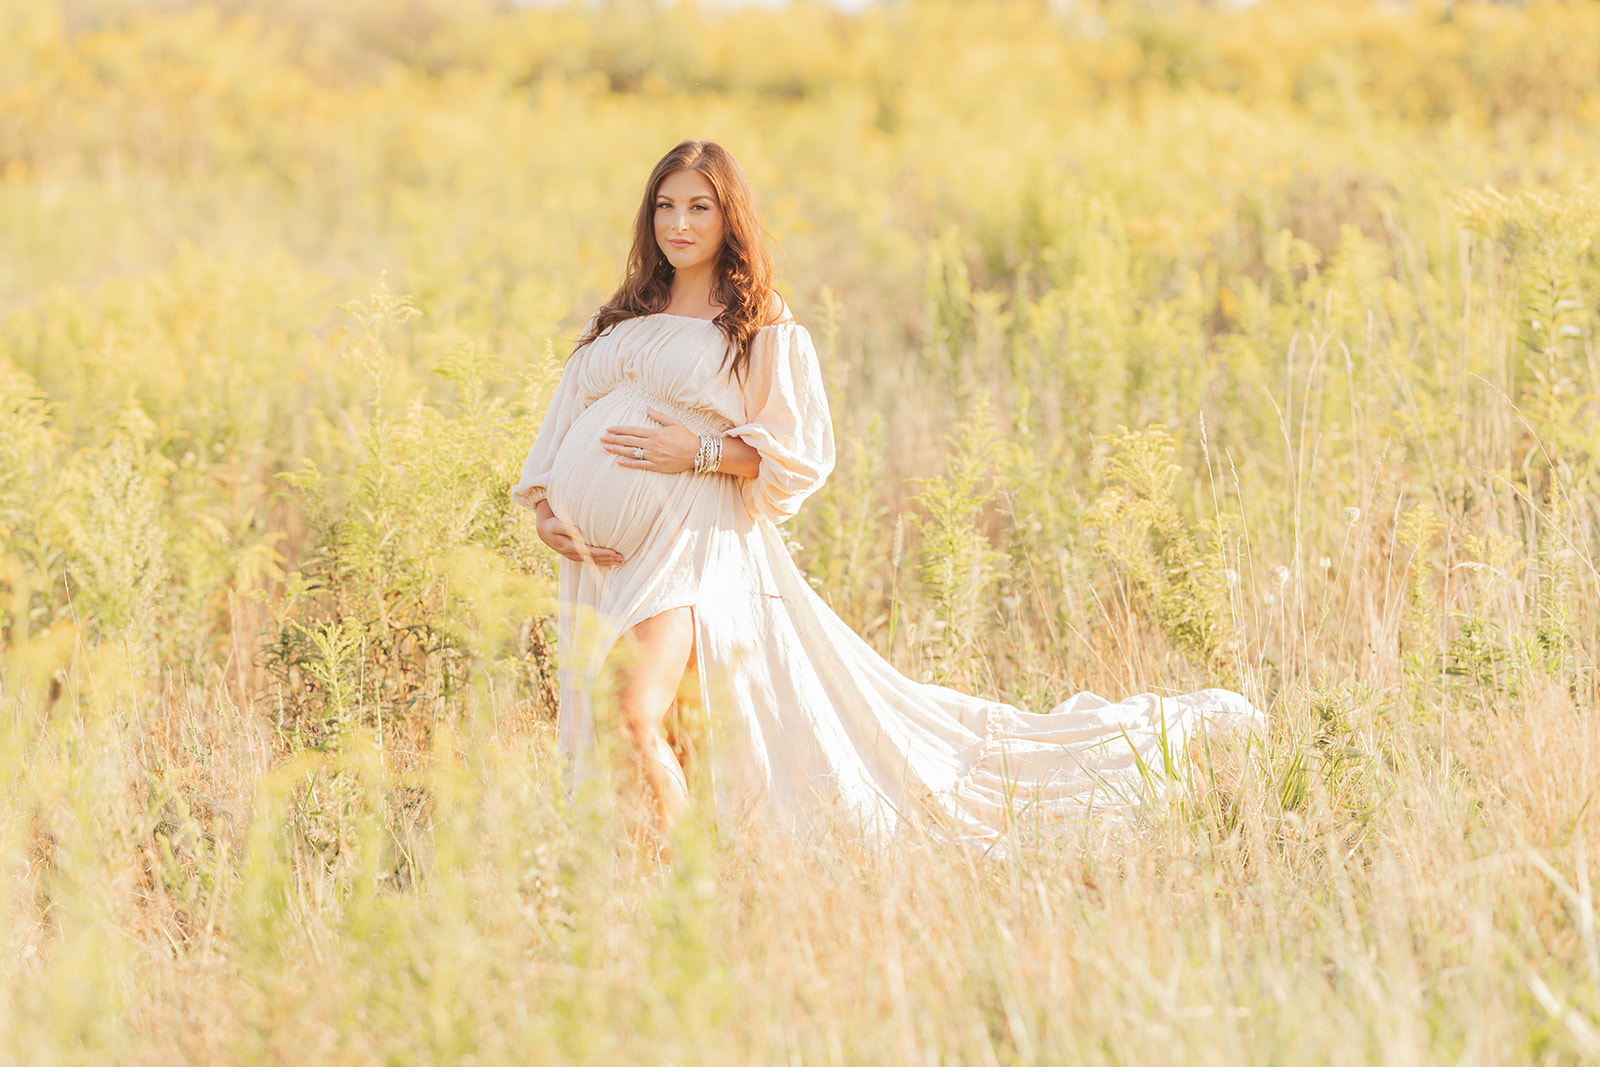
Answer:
[{"left": 3, "top": 0, "right": 1600, "bottom": 1061}]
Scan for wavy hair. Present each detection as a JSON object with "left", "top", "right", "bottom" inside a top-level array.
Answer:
[{"left": 576, "top": 140, "right": 774, "bottom": 380}]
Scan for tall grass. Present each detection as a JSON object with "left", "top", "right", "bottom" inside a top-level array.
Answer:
[{"left": 2, "top": 0, "right": 1599, "bottom": 1061}]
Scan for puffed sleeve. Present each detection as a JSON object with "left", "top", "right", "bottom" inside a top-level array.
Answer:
[
  {"left": 724, "top": 323, "right": 836, "bottom": 524},
  {"left": 510, "top": 349, "right": 589, "bottom": 511}
]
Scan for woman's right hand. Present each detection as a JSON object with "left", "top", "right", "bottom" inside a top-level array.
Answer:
[{"left": 534, "top": 501, "right": 624, "bottom": 567}]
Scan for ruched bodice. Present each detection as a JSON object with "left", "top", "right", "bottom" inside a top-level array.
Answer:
[
  {"left": 560, "top": 314, "right": 745, "bottom": 424},
  {"left": 529, "top": 317, "right": 741, "bottom": 560},
  {"left": 513, "top": 311, "right": 1260, "bottom": 851},
  {"left": 514, "top": 314, "right": 835, "bottom": 533}
]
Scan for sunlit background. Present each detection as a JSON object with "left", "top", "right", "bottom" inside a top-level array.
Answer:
[{"left": 2, "top": 1, "right": 1599, "bottom": 1061}]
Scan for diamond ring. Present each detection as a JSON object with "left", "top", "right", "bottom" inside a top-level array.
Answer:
[{"left": 633, "top": 447, "right": 644, "bottom": 460}]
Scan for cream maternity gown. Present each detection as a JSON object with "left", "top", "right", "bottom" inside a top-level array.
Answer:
[{"left": 512, "top": 312, "right": 1259, "bottom": 848}]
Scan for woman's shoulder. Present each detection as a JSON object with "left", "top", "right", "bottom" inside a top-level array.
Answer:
[{"left": 759, "top": 290, "right": 797, "bottom": 329}]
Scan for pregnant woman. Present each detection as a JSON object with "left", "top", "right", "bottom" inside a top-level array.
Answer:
[{"left": 513, "top": 140, "right": 1259, "bottom": 851}]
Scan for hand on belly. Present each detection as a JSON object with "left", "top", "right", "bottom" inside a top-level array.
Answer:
[
  {"left": 534, "top": 509, "right": 625, "bottom": 567},
  {"left": 600, "top": 405, "right": 699, "bottom": 474},
  {"left": 545, "top": 394, "right": 686, "bottom": 562}
]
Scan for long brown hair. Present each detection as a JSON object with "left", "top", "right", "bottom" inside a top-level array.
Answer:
[{"left": 576, "top": 140, "right": 775, "bottom": 380}]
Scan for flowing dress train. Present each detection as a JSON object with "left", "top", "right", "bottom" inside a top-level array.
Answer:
[{"left": 512, "top": 313, "right": 1260, "bottom": 848}]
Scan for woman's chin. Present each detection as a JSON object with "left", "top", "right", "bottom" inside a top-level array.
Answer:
[{"left": 660, "top": 248, "right": 711, "bottom": 273}]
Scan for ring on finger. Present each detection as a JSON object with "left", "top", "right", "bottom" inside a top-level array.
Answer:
[{"left": 633, "top": 446, "right": 644, "bottom": 460}]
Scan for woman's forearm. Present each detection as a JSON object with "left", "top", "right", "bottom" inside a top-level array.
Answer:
[{"left": 719, "top": 435, "right": 761, "bottom": 480}]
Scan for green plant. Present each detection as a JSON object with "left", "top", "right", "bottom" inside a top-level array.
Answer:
[
  {"left": 909, "top": 394, "right": 1006, "bottom": 684},
  {"left": 1085, "top": 425, "right": 1233, "bottom": 677}
]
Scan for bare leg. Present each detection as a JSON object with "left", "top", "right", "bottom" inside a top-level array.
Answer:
[
  {"left": 613, "top": 606, "right": 697, "bottom": 842},
  {"left": 664, "top": 636, "right": 702, "bottom": 784}
]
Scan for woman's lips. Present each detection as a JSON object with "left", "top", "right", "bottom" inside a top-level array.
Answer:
[{"left": 669, "top": 239, "right": 692, "bottom": 248}]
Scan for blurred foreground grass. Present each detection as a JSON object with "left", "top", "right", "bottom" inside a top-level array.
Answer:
[{"left": 2, "top": 0, "right": 1600, "bottom": 1061}]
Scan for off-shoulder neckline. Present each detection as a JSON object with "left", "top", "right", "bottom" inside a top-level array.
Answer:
[
  {"left": 645, "top": 311, "right": 800, "bottom": 330},
  {"left": 650, "top": 311, "right": 719, "bottom": 323}
]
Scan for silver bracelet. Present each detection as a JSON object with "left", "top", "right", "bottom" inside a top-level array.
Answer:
[{"left": 694, "top": 434, "right": 724, "bottom": 474}]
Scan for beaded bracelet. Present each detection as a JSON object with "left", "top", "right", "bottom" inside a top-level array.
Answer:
[{"left": 693, "top": 434, "right": 724, "bottom": 474}]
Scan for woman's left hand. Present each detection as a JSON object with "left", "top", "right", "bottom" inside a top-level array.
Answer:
[{"left": 602, "top": 407, "right": 700, "bottom": 472}]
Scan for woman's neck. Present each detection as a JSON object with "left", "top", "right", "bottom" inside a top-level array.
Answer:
[{"left": 666, "top": 265, "right": 720, "bottom": 318}]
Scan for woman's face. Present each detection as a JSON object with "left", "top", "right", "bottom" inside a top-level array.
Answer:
[{"left": 654, "top": 169, "right": 725, "bottom": 275}]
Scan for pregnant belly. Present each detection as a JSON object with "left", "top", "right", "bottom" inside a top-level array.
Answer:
[{"left": 544, "top": 387, "right": 702, "bottom": 561}]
